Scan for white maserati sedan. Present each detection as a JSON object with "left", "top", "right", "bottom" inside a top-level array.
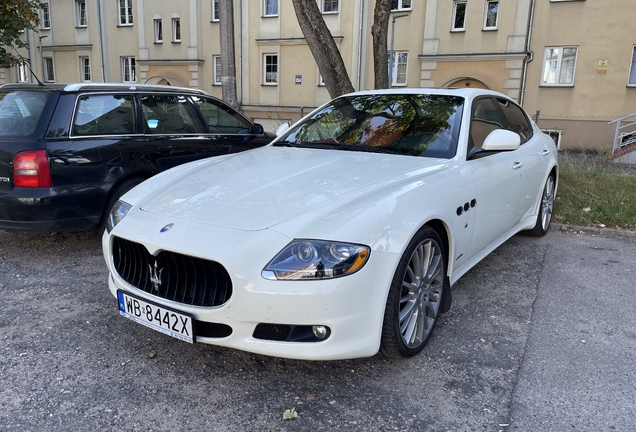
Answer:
[{"left": 102, "top": 88, "right": 558, "bottom": 360}]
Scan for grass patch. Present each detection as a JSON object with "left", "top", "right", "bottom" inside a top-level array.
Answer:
[{"left": 554, "top": 151, "right": 636, "bottom": 229}]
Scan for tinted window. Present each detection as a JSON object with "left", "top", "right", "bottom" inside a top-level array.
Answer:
[
  {"left": 279, "top": 94, "right": 464, "bottom": 159},
  {"left": 192, "top": 96, "right": 253, "bottom": 134},
  {"left": 0, "top": 91, "right": 51, "bottom": 137},
  {"left": 470, "top": 98, "right": 505, "bottom": 150},
  {"left": 496, "top": 98, "right": 532, "bottom": 142},
  {"left": 73, "top": 94, "right": 135, "bottom": 136},
  {"left": 140, "top": 94, "right": 203, "bottom": 134}
]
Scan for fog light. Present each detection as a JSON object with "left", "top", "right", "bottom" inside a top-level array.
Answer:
[{"left": 312, "top": 325, "right": 328, "bottom": 339}]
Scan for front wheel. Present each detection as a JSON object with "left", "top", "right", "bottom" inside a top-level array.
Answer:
[
  {"left": 380, "top": 227, "right": 447, "bottom": 358},
  {"left": 525, "top": 174, "right": 555, "bottom": 237}
]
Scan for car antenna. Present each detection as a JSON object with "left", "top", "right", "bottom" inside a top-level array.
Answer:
[{"left": 11, "top": 45, "right": 45, "bottom": 86}]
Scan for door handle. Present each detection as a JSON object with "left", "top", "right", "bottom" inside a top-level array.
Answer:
[
  {"left": 542, "top": 149, "right": 550, "bottom": 156},
  {"left": 221, "top": 143, "right": 232, "bottom": 151},
  {"left": 512, "top": 161, "right": 523, "bottom": 170}
]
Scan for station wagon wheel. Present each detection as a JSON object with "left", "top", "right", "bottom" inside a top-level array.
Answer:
[
  {"left": 525, "top": 174, "right": 555, "bottom": 237},
  {"left": 380, "top": 227, "right": 446, "bottom": 358}
]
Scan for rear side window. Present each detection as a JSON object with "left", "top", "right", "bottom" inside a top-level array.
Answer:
[
  {"left": 73, "top": 94, "right": 136, "bottom": 136},
  {"left": 192, "top": 96, "right": 253, "bottom": 134},
  {"left": 496, "top": 98, "right": 533, "bottom": 143},
  {"left": 140, "top": 94, "right": 203, "bottom": 134},
  {"left": 0, "top": 91, "right": 52, "bottom": 137}
]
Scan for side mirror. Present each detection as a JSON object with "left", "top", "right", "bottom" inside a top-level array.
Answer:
[
  {"left": 252, "top": 123, "right": 264, "bottom": 134},
  {"left": 481, "top": 129, "right": 521, "bottom": 152},
  {"left": 275, "top": 122, "right": 291, "bottom": 137}
]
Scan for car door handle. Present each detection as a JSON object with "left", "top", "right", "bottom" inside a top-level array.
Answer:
[
  {"left": 221, "top": 143, "right": 232, "bottom": 150},
  {"left": 542, "top": 149, "right": 550, "bottom": 156},
  {"left": 512, "top": 161, "right": 523, "bottom": 170}
]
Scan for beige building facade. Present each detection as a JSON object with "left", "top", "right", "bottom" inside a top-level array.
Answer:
[{"left": 3, "top": 0, "right": 635, "bottom": 151}]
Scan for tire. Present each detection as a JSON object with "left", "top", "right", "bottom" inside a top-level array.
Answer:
[
  {"left": 525, "top": 174, "right": 555, "bottom": 237},
  {"left": 380, "top": 227, "right": 447, "bottom": 358},
  {"left": 97, "top": 177, "right": 144, "bottom": 232}
]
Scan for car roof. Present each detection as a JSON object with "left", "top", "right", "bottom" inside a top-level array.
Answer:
[
  {"left": 342, "top": 87, "right": 513, "bottom": 102},
  {"left": 0, "top": 82, "right": 211, "bottom": 96}
]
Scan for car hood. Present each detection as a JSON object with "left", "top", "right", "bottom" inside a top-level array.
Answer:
[{"left": 139, "top": 146, "right": 447, "bottom": 231}]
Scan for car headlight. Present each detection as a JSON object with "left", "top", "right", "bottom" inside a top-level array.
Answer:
[
  {"left": 106, "top": 200, "right": 132, "bottom": 233},
  {"left": 262, "top": 240, "right": 370, "bottom": 280}
]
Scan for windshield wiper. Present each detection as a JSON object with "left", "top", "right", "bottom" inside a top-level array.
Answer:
[{"left": 273, "top": 141, "right": 305, "bottom": 147}]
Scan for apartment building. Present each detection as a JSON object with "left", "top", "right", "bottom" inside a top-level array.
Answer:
[{"left": 3, "top": 0, "right": 635, "bottom": 151}]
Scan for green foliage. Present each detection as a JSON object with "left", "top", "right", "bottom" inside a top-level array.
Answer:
[
  {"left": 0, "top": 0, "right": 41, "bottom": 68},
  {"left": 553, "top": 152, "right": 636, "bottom": 229}
]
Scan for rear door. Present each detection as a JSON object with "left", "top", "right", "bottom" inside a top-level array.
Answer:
[
  {"left": 141, "top": 93, "right": 221, "bottom": 172},
  {"left": 190, "top": 95, "right": 270, "bottom": 154}
]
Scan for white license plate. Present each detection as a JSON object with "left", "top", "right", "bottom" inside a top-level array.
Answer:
[{"left": 117, "top": 290, "right": 195, "bottom": 343}]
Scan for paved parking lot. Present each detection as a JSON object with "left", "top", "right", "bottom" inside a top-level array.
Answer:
[{"left": 1, "top": 227, "right": 634, "bottom": 431}]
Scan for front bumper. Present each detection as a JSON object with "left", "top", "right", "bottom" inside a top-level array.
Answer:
[{"left": 102, "top": 212, "right": 400, "bottom": 360}]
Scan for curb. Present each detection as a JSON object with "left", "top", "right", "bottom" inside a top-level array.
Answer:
[{"left": 552, "top": 223, "right": 636, "bottom": 237}]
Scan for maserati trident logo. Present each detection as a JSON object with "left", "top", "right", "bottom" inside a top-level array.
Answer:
[{"left": 149, "top": 260, "right": 163, "bottom": 291}]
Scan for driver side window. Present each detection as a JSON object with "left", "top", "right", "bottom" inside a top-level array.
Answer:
[
  {"left": 469, "top": 98, "right": 505, "bottom": 152},
  {"left": 192, "top": 97, "right": 253, "bottom": 134}
]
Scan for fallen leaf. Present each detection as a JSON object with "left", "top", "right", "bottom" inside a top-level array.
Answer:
[
  {"left": 305, "top": 393, "right": 316, "bottom": 402},
  {"left": 329, "top": 400, "right": 336, "bottom": 405},
  {"left": 283, "top": 408, "right": 298, "bottom": 420},
  {"left": 148, "top": 352, "right": 156, "bottom": 359},
  {"left": 121, "top": 387, "right": 134, "bottom": 394},
  {"left": 47, "top": 326, "right": 53, "bottom": 330}
]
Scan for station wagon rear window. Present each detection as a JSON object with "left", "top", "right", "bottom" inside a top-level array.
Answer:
[
  {"left": 73, "top": 94, "right": 135, "bottom": 136},
  {"left": 0, "top": 91, "right": 52, "bottom": 138}
]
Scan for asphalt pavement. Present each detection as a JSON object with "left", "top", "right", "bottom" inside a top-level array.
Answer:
[{"left": 0, "top": 226, "right": 634, "bottom": 431}]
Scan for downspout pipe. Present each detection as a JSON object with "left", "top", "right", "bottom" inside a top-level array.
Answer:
[
  {"left": 520, "top": 0, "right": 536, "bottom": 107},
  {"left": 356, "top": 0, "right": 365, "bottom": 91},
  {"left": 96, "top": 0, "right": 106, "bottom": 82},
  {"left": 238, "top": 0, "right": 243, "bottom": 106}
]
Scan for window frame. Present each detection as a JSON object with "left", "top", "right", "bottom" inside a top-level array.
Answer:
[
  {"left": 154, "top": 18, "right": 163, "bottom": 43},
  {"left": 17, "top": 63, "right": 30, "bottom": 83},
  {"left": 540, "top": 46, "right": 578, "bottom": 87},
  {"left": 390, "top": 51, "right": 408, "bottom": 87},
  {"left": 452, "top": 1, "right": 467, "bottom": 31},
  {"left": 483, "top": 0, "right": 499, "bottom": 30},
  {"left": 213, "top": 55, "right": 222, "bottom": 86},
  {"left": 121, "top": 56, "right": 136, "bottom": 83},
  {"left": 629, "top": 46, "right": 636, "bottom": 87},
  {"left": 172, "top": 17, "right": 181, "bottom": 42},
  {"left": 263, "top": 0, "right": 279, "bottom": 17},
  {"left": 75, "top": 0, "right": 87, "bottom": 27},
  {"left": 119, "top": 0, "right": 134, "bottom": 26},
  {"left": 40, "top": 2, "right": 51, "bottom": 30},
  {"left": 391, "top": 0, "right": 412, "bottom": 12},
  {"left": 263, "top": 53, "right": 278, "bottom": 85},
  {"left": 211, "top": 0, "right": 220, "bottom": 21},
  {"left": 71, "top": 94, "right": 137, "bottom": 138},
  {"left": 79, "top": 56, "right": 91, "bottom": 82},
  {"left": 43, "top": 57, "right": 55, "bottom": 83},
  {"left": 322, "top": 0, "right": 339, "bottom": 14}
]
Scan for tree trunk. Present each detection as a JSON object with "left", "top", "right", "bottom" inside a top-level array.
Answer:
[
  {"left": 218, "top": 0, "right": 240, "bottom": 111},
  {"left": 372, "top": 0, "right": 392, "bottom": 89},
  {"left": 292, "top": 0, "right": 354, "bottom": 98}
]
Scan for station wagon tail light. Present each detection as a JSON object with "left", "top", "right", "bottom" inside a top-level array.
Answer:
[
  {"left": 262, "top": 240, "right": 370, "bottom": 280},
  {"left": 13, "top": 150, "right": 52, "bottom": 188}
]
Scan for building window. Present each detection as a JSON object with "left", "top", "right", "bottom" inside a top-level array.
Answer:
[
  {"left": 323, "top": 0, "right": 338, "bottom": 13},
  {"left": 263, "top": 54, "right": 278, "bottom": 85},
  {"left": 40, "top": 3, "right": 51, "bottom": 29},
  {"left": 452, "top": 1, "right": 466, "bottom": 31},
  {"left": 541, "top": 47, "right": 577, "bottom": 86},
  {"left": 483, "top": 0, "right": 499, "bottom": 30},
  {"left": 390, "top": 52, "right": 408, "bottom": 86},
  {"left": 629, "top": 47, "right": 636, "bottom": 85},
  {"left": 391, "top": 0, "right": 411, "bottom": 11},
  {"left": 75, "top": 0, "right": 87, "bottom": 27},
  {"left": 122, "top": 56, "right": 136, "bottom": 82},
  {"left": 212, "top": 0, "right": 220, "bottom": 21},
  {"left": 44, "top": 57, "right": 55, "bottom": 82},
  {"left": 79, "top": 56, "right": 91, "bottom": 81},
  {"left": 213, "top": 55, "right": 222, "bottom": 85},
  {"left": 172, "top": 18, "right": 181, "bottom": 42},
  {"left": 154, "top": 18, "right": 163, "bottom": 43},
  {"left": 264, "top": 0, "right": 278, "bottom": 17},
  {"left": 17, "top": 63, "right": 30, "bottom": 82},
  {"left": 119, "top": 0, "right": 133, "bottom": 25}
]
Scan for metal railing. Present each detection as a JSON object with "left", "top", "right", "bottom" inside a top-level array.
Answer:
[{"left": 609, "top": 113, "right": 636, "bottom": 154}]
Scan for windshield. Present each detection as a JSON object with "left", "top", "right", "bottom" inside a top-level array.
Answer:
[
  {"left": 0, "top": 91, "right": 55, "bottom": 138},
  {"left": 277, "top": 93, "right": 464, "bottom": 159}
]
